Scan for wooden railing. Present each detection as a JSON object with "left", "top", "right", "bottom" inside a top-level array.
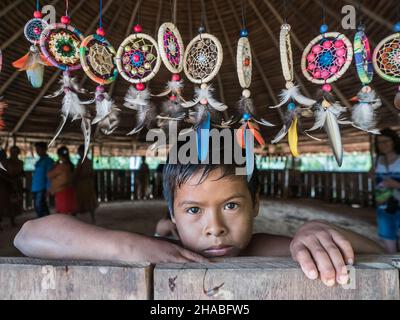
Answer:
[
  {"left": 20, "top": 169, "right": 375, "bottom": 211},
  {"left": 0, "top": 255, "right": 399, "bottom": 300}
]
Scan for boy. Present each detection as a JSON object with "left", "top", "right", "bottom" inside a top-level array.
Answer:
[{"left": 14, "top": 140, "right": 383, "bottom": 288}]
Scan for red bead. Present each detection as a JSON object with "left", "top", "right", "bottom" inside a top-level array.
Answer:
[
  {"left": 133, "top": 24, "right": 143, "bottom": 33},
  {"left": 34, "top": 11, "right": 42, "bottom": 19},
  {"left": 169, "top": 95, "right": 177, "bottom": 102},
  {"left": 133, "top": 54, "right": 140, "bottom": 62},
  {"left": 172, "top": 74, "right": 181, "bottom": 82},
  {"left": 136, "top": 83, "right": 145, "bottom": 91},
  {"left": 322, "top": 84, "right": 332, "bottom": 92},
  {"left": 61, "top": 16, "right": 71, "bottom": 25},
  {"left": 96, "top": 28, "right": 105, "bottom": 37},
  {"left": 34, "top": 27, "right": 41, "bottom": 35}
]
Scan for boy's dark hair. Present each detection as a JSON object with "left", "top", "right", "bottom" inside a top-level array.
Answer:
[
  {"left": 162, "top": 135, "right": 260, "bottom": 215},
  {"left": 35, "top": 142, "right": 47, "bottom": 150},
  {"left": 375, "top": 128, "right": 400, "bottom": 155}
]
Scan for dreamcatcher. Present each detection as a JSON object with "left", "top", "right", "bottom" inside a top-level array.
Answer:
[
  {"left": 80, "top": 0, "right": 120, "bottom": 136},
  {"left": 234, "top": 2, "right": 274, "bottom": 176},
  {"left": 40, "top": 0, "right": 92, "bottom": 159},
  {"left": 12, "top": 1, "right": 51, "bottom": 88},
  {"left": 117, "top": 23, "right": 161, "bottom": 135},
  {"left": 182, "top": 4, "right": 228, "bottom": 161},
  {"left": 155, "top": 21, "right": 186, "bottom": 131},
  {"left": 351, "top": 14, "right": 381, "bottom": 134},
  {"left": 301, "top": 10, "right": 353, "bottom": 166},
  {"left": 373, "top": 17, "right": 400, "bottom": 110}
]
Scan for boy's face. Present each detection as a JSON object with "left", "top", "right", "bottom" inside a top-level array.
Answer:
[{"left": 172, "top": 168, "right": 259, "bottom": 258}]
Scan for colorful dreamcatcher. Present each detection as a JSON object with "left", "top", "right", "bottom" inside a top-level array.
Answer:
[
  {"left": 182, "top": 22, "right": 228, "bottom": 161},
  {"left": 12, "top": 1, "right": 51, "bottom": 88},
  {"left": 351, "top": 21, "right": 381, "bottom": 134},
  {"left": 80, "top": 0, "right": 120, "bottom": 136},
  {"left": 41, "top": 1, "right": 92, "bottom": 160},
  {"left": 155, "top": 22, "right": 187, "bottom": 131},
  {"left": 235, "top": 20, "right": 274, "bottom": 176},
  {"left": 373, "top": 20, "right": 400, "bottom": 110},
  {"left": 271, "top": 23, "right": 318, "bottom": 158},
  {"left": 301, "top": 18, "right": 353, "bottom": 166},
  {"left": 117, "top": 24, "right": 161, "bottom": 135}
]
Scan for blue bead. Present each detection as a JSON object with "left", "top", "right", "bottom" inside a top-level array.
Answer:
[
  {"left": 288, "top": 103, "right": 296, "bottom": 111},
  {"left": 240, "top": 29, "right": 249, "bottom": 37},
  {"left": 394, "top": 22, "right": 400, "bottom": 32},
  {"left": 243, "top": 113, "right": 251, "bottom": 121},
  {"left": 320, "top": 24, "right": 328, "bottom": 34}
]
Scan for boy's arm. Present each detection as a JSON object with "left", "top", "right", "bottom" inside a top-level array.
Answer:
[{"left": 14, "top": 215, "right": 208, "bottom": 264}]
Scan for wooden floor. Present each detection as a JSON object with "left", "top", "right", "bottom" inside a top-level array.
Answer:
[{"left": 0, "top": 199, "right": 378, "bottom": 257}]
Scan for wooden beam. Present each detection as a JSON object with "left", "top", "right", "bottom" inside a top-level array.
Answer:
[
  {"left": 0, "top": 0, "right": 24, "bottom": 18},
  {"left": 11, "top": 0, "right": 108, "bottom": 135},
  {"left": 109, "top": 0, "right": 142, "bottom": 96}
]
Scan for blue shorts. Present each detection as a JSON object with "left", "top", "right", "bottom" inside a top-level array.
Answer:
[{"left": 377, "top": 207, "right": 400, "bottom": 240}]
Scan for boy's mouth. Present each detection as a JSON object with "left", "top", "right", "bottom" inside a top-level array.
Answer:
[{"left": 203, "top": 245, "right": 235, "bottom": 257}]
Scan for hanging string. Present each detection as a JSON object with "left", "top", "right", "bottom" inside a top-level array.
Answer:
[
  {"left": 65, "top": 0, "right": 69, "bottom": 17},
  {"left": 99, "top": 0, "right": 103, "bottom": 29},
  {"left": 241, "top": 0, "right": 246, "bottom": 29},
  {"left": 36, "top": 0, "right": 40, "bottom": 12},
  {"left": 283, "top": 0, "right": 288, "bottom": 23},
  {"left": 357, "top": 0, "right": 364, "bottom": 27},
  {"left": 321, "top": 0, "right": 326, "bottom": 25},
  {"left": 199, "top": 0, "right": 206, "bottom": 33}
]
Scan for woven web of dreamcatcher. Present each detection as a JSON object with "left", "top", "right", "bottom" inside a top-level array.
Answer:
[
  {"left": 88, "top": 43, "right": 115, "bottom": 76},
  {"left": 48, "top": 30, "right": 81, "bottom": 66},
  {"left": 238, "top": 37, "right": 252, "bottom": 88},
  {"left": 24, "top": 18, "right": 47, "bottom": 44},
  {"left": 121, "top": 37, "right": 158, "bottom": 80},
  {"left": 186, "top": 38, "right": 218, "bottom": 80},
  {"left": 304, "top": 36, "right": 350, "bottom": 82},
  {"left": 163, "top": 28, "right": 181, "bottom": 69},
  {"left": 374, "top": 37, "right": 400, "bottom": 82}
]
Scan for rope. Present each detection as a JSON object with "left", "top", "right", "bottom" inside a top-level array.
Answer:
[
  {"left": 283, "top": 0, "right": 287, "bottom": 23},
  {"left": 65, "top": 0, "right": 69, "bottom": 16},
  {"left": 357, "top": 0, "right": 364, "bottom": 27},
  {"left": 241, "top": 0, "right": 246, "bottom": 29},
  {"left": 321, "top": 0, "right": 326, "bottom": 25},
  {"left": 99, "top": 0, "right": 103, "bottom": 28},
  {"left": 36, "top": 0, "right": 40, "bottom": 12}
]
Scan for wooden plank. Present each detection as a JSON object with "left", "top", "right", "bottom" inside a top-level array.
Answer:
[
  {"left": 0, "top": 258, "right": 151, "bottom": 300},
  {"left": 154, "top": 256, "right": 400, "bottom": 300}
]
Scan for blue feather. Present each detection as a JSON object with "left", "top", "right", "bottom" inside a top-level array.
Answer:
[
  {"left": 197, "top": 111, "right": 211, "bottom": 162},
  {"left": 244, "top": 128, "right": 255, "bottom": 181},
  {"left": 27, "top": 65, "right": 44, "bottom": 88}
]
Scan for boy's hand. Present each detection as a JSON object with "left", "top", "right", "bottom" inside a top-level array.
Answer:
[
  {"left": 290, "top": 221, "right": 354, "bottom": 287},
  {"left": 135, "top": 237, "right": 209, "bottom": 264}
]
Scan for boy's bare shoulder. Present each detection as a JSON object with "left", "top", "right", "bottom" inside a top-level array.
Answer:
[{"left": 241, "top": 233, "right": 292, "bottom": 257}]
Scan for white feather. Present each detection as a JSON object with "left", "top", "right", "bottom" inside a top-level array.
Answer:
[
  {"left": 351, "top": 89, "right": 382, "bottom": 133},
  {"left": 272, "top": 125, "right": 288, "bottom": 144},
  {"left": 270, "top": 85, "right": 316, "bottom": 109},
  {"left": 182, "top": 85, "right": 228, "bottom": 111},
  {"left": 325, "top": 110, "right": 343, "bottom": 167},
  {"left": 124, "top": 87, "right": 151, "bottom": 110}
]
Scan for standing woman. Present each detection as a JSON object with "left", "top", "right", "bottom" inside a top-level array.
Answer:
[
  {"left": 74, "top": 145, "right": 98, "bottom": 224},
  {"left": 7, "top": 146, "right": 24, "bottom": 227},
  {"left": 374, "top": 128, "right": 400, "bottom": 253},
  {"left": 47, "top": 147, "right": 77, "bottom": 215}
]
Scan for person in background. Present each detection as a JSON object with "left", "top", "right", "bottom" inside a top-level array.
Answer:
[
  {"left": 154, "top": 163, "right": 165, "bottom": 198},
  {"left": 31, "top": 142, "right": 54, "bottom": 218},
  {"left": 136, "top": 156, "right": 150, "bottom": 200},
  {"left": 47, "top": 146, "right": 77, "bottom": 215},
  {"left": 0, "top": 148, "right": 11, "bottom": 230},
  {"left": 74, "top": 145, "right": 98, "bottom": 224},
  {"left": 374, "top": 128, "right": 400, "bottom": 253},
  {"left": 7, "top": 146, "right": 24, "bottom": 227}
]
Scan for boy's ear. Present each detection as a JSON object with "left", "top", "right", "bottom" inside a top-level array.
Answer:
[{"left": 170, "top": 212, "right": 176, "bottom": 224}]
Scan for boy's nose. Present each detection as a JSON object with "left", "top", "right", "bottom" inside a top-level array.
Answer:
[{"left": 204, "top": 211, "right": 228, "bottom": 237}]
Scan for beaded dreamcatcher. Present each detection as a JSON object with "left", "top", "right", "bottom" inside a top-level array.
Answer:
[
  {"left": 301, "top": 15, "right": 353, "bottom": 166},
  {"left": 155, "top": 22, "right": 187, "bottom": 131},
  {"left": 351, "top": 17, "right": 381, "bottom": 134},
  {"left": 235, "top": 8, "right": 274, "bottom": 176},
  {"left": 80, "top": 0, "right": 120, "bottom": 136},
  {"left": 117, "top": 24, "right": 161, "bottom": 135},
  {"left": 373, "top": 19, "right": 400, "bottom": 110},
  {"left": 182, "top": 18, "right": 227, "bottom": 161},
  {"left": 40, "top": 0, "right": 92, "bottom": 159},
  {"left": 270, "top": 23, "right": 319, "bottom": 158},
  {"left": 12, "top": 1, "right": 51, "bottom": 88}
]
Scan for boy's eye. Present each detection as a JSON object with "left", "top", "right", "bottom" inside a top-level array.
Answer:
[
  {"left": 186, "top": 207, "right": 201, "bottom": 215},
  {"left": 224, "top": 202, "right": 239, "bottom": 210}
]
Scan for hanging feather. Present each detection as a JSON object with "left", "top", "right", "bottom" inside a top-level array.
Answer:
[
  {"left": 238, "top": 90, "right": 275, "bottom": 127},
  {"left": 92, "top": 86, "right": 121, "bottom": 133},
  {"left": 351, "top": 87, "right": 381, "bottom": 134},
  {"left": 124, "top": 86, "right": 157, "bottom": 135},
  {"left": 288, "top": 116, "right": 299, "bottom": 157},
  {"left": 45, "top": 72, "right": 93, "bottom": 160},
  {"left": 12, "top": 45, "right": 51, "bottom": 88},
  {"left": 0, "top": 98, "right": 7, "bottom": 131},
  {"left": 270, "top": 84, "right": 316, "bottom": 109},
  {"left": 182, "top": 84, "right": 228, "bottom": 112}
]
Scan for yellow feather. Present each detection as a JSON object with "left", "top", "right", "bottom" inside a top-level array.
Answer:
[{"left": 288, "top": 116, "right": 299, "bottom": 157}]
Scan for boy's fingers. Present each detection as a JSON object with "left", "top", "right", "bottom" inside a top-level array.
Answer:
[
  {"left": 330, "top": 230, "right": 355, "bottom": 265},
  {"left": 180, "top": 248, "right": 209, "bottom": 263},
  {"left": 292, "top": 244, "right": 318, "bottom": 280},
  {"left": 317, "top": 233, "right": 349, "bottom": 285},
  {"left": 304, "top": 238, "right": 337, "bottom": 286}
]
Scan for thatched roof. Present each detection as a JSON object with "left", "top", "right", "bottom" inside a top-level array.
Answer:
[{"left": 0, "top": 0, "right": 399, "bottom": 154}]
